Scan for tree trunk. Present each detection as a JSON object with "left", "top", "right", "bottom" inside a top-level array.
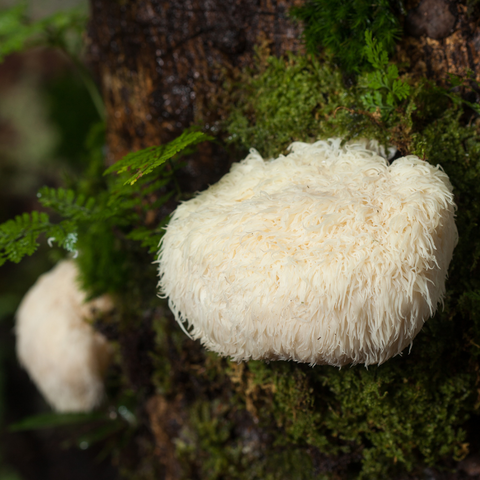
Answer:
[
  {"left": 86, "top": 1, "right": 480, "bottom": 478},
  {"left": 87, "top": 0, "right": 303, "bottom": 191}
]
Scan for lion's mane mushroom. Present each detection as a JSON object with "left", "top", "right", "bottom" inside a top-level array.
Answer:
[
  {"left": 158, "top": 139, "right": 457, "bottom": 366},
  {"left": 16, "top": 260, "right": 113, "bottom": 412}
]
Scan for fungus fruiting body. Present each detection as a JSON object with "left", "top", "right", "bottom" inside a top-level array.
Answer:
[
  {"left": 158, "top": 139, "right": 457, "bottom": 366},
  {"left": 16, "top": 260, "right": 113, "bottom": 412}
]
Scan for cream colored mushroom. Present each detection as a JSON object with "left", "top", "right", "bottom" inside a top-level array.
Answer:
[
  {"left": 158, "top": 139, "right": 457, "bottom": 366},
  {"left": 16, "top": 260, "right": 113, "bottom": 411}
]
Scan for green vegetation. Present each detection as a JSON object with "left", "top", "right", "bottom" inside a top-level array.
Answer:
[
  {"left": 361, "top": 31, "right": 411, "bottom": 117},
  {"left": 226, "top": 53, "right": 352, "bottom": 159},
  {"left": 225, "top": 30, "right": 417, "bottom": 160},
  {"left": 0, "top": 3, "right": 85, "bottom": 62},
  {"left": 2, "top": 0, "right": 480, "bottom": 478},
  {"left": 290, "top": 0, "right": 402, "bottom": 72},
  {"left": 105, "top": 130, "right": 212, "bottom": 186},
  {"left": 179, "top": 397, "right": 316, "bottom": 480},
  {"left": 0, "top": 125, "right": 209, "bottom": 296},
  {"left": 221, "top": 30, "right": 480, "bottom": 478}
]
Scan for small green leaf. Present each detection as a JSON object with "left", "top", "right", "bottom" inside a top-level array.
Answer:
[
  {"left": 386, "top": 92, "right": 395, "bottom": 107},
  {"left": 0, "top": 211, "right": 51, "bottom": 265}
]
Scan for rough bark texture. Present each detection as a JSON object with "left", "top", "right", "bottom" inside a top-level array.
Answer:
[
  {"left": 398, "top": 1, "right": 480, "bottom": 83},
  {"left": 87, "top": 0, "right": 303, "bottom": 191},
  {"left": 87, "top": 0, "right": 480, "bottom": 189}
]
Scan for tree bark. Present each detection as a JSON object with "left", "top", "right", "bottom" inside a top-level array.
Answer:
[
  {"left": 398, "top": 1, "right": 480, "bottom": 84},
  {"left": 87, "top": 0, "right": 303, "bottom": 191},
  {"left": 86, "top": 1, "right": 480, "bottom": 477},
  {"left": 87, "top": 0, "right": 479, "bottom": 188}
]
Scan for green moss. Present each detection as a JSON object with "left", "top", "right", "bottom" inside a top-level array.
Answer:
[
  {"left": 226, "top": 53, "right": 355, "bottom": 159},
  {"left": 321, "top": 363, "right": 473, "bottom": 477},
  {"left": 176, "top": 397, "right": 318, "bottom": 480},
  {"left": 220, "top": 50, "right": 480, "bottom": 478},
  {"left": 216, "top": 351, "right": 474, "bottom": 478}
]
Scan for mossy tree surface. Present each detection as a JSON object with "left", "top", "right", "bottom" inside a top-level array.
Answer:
[
  {"left": 85, "top": 1, "right": 480, "bottom": 478},
  {"left": 217, "top": 39, "right": 480, "bottom": 477},
  {"left": 2, "top": 0, "right": 480, "bottom": 478}
]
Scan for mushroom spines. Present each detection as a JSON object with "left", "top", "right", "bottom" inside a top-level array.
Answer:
[{"left": 158, "top": 139, "right": 457, "bottom": 366}]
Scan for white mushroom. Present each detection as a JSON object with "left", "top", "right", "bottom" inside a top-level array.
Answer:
[
  {"left": 16, "top": 260, "right": 113, "bottom": 412},
  {"left": 158, "top": 138, "right": 457, "bottom": 366}
]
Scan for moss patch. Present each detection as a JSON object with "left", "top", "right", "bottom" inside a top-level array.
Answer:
[
  {"left": 225, "top": 53, "right": 352, "bottom": 159},
  {"left": 215, "top": 49, "right": 480, "bottom": 478}
]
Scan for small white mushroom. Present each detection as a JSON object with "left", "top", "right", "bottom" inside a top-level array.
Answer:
[
  {"left": 16, "top": 260, "right": 113, "bottom": 412},
  {"left": 158, "top": 138, "right": 458, "bottom": 366}
]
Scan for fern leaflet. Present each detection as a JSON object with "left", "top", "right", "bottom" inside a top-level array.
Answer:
[
  {"left": 361, "top": 30, "right": 411, "bottom": 116},
  {"left": 104, "top": 129, "right": 213, "bottom": 185},
  {"left": 0, "top": 212, "right": 80, "bottom": 265}
]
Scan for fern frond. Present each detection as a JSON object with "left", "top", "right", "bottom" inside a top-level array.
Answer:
[
  {"left": 37, "top": 186, "right": 127, "bottom": 225},
  {"left": 0, "top": 129, "right": 202, "bottom": 268},
  {"left": 38, "top": 187, "right": 95, "bottom": 219},
  {"left": 360, "top": 31, "right": 411, "bottom": 117},
  {"left": 364, "top": 30, "right": 388, "bottom": 70},
  {"left": 0, "top": 211, "right": 51, "bottom": 265},
  {"left": 104, "top": 129, "right": 213, "bottom": 185},
  {"left": 0, "top": 190, "right": 112, "bottom": 266}
]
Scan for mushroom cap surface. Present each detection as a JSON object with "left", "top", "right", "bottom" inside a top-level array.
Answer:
[
  {"left": 16, "top": 260, "right": 113, "bottom": 411},
  {"left": 158, "top": 139, "right": 457, "bottom": 366}
]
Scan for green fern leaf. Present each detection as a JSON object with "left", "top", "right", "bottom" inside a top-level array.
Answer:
[
  {"left": 0, "top": 211, "right": 51, "bottom": 265},
  {"left": 38, "top": 187, "right": 91, "bottom": 218},
  {"left": 361, "top": 31, "right": 411, "bottom": 116},
  {"left": 104, "top": 130, "right": 213, "bottom": 186},
  {"left": 37, "top": 186, "right": 120, "bottom": 224},
  {"left": 0, "top": 129, "right": 205, "bottom": 268}
]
